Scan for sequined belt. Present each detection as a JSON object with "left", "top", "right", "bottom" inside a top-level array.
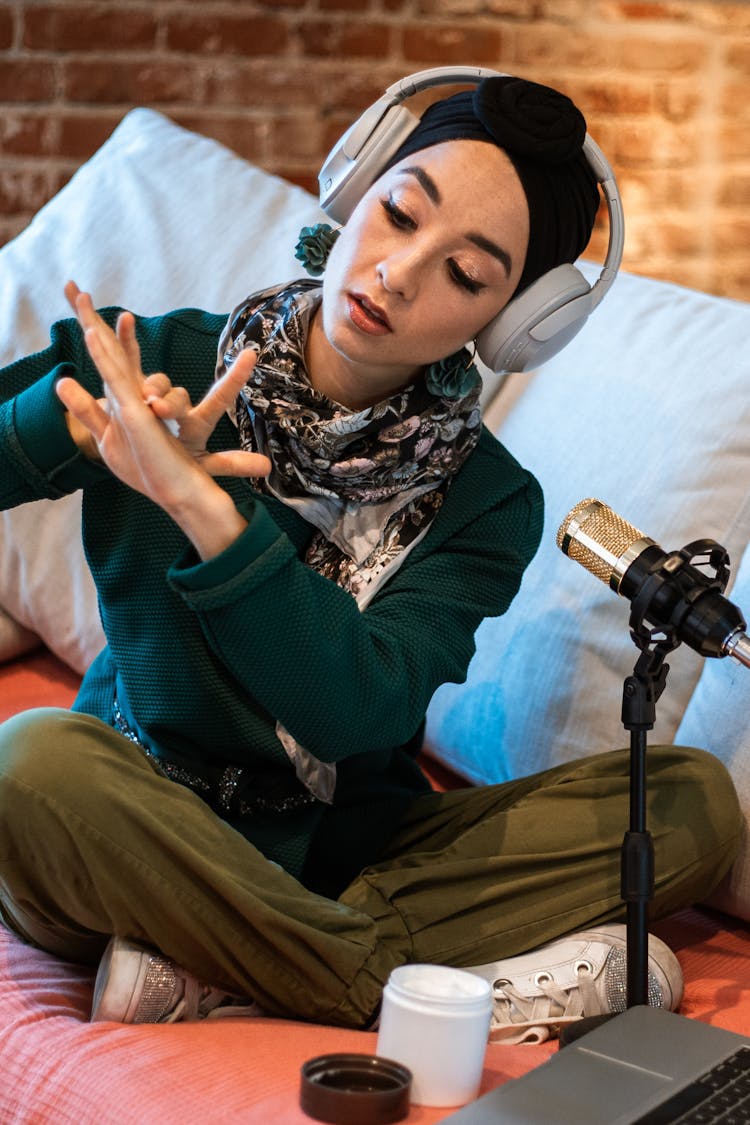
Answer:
[{"left": 113, "top": 698, "right": 317, "bottom": 818}]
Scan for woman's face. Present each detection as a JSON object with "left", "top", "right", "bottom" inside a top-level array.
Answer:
[{"left": 310, "top": 139, "right": 530, "bottom": 409}]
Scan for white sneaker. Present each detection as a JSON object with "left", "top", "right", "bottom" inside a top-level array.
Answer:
[
  {"left": 464, "top": 924, "right": 683, "bottom": 1045},
  {"left": 91, "top": 937, "right": 260, "bottom": 1023}
]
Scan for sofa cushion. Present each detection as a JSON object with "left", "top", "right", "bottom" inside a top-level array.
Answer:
[
  {"left": 425, "top": 266, "right": 750, "bottom": 918},
  {"left": 0, "top": 108, "right": 326, "bottom": 672}
]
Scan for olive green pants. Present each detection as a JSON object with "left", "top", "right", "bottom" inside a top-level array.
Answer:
[{"left": 0, "top": 708, "right": 741, "bottom": 1028}]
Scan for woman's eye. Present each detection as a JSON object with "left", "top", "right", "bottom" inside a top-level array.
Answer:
[
  {"left": 381, "top": 196, "right": 416, "bottom": 230},
  {"left": 449, "top": 260, "right": 485, "bottom": 295}
]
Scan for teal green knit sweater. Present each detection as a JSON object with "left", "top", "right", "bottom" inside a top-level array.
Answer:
[{"left": 0, "top": 307, "right": 543, "bottom": 889}]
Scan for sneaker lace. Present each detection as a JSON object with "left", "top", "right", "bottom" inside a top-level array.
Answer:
[
  {"left": 490, "top": 964, "right": 603, "bottom": 1046},
  {"left": 165, "top": 974, "right": 263, "bottom": 1023}
]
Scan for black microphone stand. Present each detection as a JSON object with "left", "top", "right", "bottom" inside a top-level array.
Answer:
[
  {"left": 560, "top": 536, "right": 736, "bottom": 1047},
  {"left": 560, "top": 599, "right": 680, "bottom": 1047},
  {"left": 620, "top": 632, "right": 675, "bottom": 1007}
]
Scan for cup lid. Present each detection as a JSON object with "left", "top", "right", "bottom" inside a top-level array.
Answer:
[{"left": 300, "top": 1052, "right": 412, "bottom": 1124}]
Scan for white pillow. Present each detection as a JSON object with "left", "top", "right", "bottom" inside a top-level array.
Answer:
[
  {"left": 426, "top": 266, "right": 750, "bottom": 784},
  {"left": 0, "top": 108, "right": 326, "bottom": 672},
  {"left": 674, "top": 540, "right": 750, "bottom": 922}
]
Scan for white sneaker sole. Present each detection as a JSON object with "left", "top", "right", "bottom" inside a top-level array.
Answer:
[{"left": 91, "top": 936, "right": 164, "bottom": 1023}]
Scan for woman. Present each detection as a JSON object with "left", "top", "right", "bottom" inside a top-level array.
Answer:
[{"left": 0, "top": 74, "right": 740, "bottom": 1044}]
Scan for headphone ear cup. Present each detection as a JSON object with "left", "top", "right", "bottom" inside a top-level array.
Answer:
[
  {"left": 318, "top": 104, "right": 420, "bottom": 224},
  {"left": 476, "top": 263, "right": 594, "bottom": 374}
]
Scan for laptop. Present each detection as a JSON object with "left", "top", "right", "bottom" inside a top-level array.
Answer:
[{"left": 442, "top": 1005, "right": 750, "bottom": 1124}]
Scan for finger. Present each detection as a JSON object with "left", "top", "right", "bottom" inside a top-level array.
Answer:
[
  {"left": 193, "top": 349, "right": 258, "bottom": 427},
  {"left": 142, "top": 372, "right": 172, "bottom": 399},
  {"left": 199, "top": 450, "right": 272, "bottom": 479},
  {"left": 64, "top": 279, "right": 82, "bottom": 312},
  {"left": 147, "top": 385, "right": 192, "bottom": 421},
  {"left": 116, "top": 311, "right": 143, "bottom": 372},
  {"left": 55, "top": 376, "right": 111, "bottom": 446},
  {"left": 78, "top": 313, "right": 148, "bottom": 414},
  {"left": 67, "top": 287, "right": 133, "bottom": 381}
]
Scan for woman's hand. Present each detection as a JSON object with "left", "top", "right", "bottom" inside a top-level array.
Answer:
[{"left": 56, "top": 281, "right": 271, "bottom": 559}]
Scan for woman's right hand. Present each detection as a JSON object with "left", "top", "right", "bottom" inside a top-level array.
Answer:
[{"left": 57, "top": 281, "right": 271, "bottom": 559}]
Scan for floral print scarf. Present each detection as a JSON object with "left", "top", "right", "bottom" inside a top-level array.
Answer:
[{"left": 218, "top": 280, "right": 483, "bottom": 609}]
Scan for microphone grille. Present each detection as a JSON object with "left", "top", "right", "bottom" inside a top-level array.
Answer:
[{"left": 557, "top": 498, "right": 646, "bottom": 588}]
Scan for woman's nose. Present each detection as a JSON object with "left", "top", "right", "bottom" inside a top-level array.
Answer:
[{"left": 376, "top": 248, "right": 420, "bottom": 300}]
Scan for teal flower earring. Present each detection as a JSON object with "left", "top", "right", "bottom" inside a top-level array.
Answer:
[
  {"left": 425, "top": 346, "right": 481, "bottom": 400},
  {"left": 294, "top": 223, "right": 340, "bottom": 277}
]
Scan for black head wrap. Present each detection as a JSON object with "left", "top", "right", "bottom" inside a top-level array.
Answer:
[{"left": 384, "top": 76, "right": 601, "bottom": 295}]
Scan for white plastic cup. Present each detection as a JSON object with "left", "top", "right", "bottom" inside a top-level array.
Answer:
[{"left": 376, "top": 963, "right": 492, "bottom": 1107}]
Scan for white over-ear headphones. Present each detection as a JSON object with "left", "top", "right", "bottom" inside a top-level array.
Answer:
[{"left": 318, "top": 65, "right": 624, "bottom": 375}]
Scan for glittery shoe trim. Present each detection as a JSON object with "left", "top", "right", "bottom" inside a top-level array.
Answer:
[
  {"left": 134, "top": 955, "right": 180, "bottom": 1022},
  {"left": 604, "top": 946, "right": 662, "bottom": 1014}
]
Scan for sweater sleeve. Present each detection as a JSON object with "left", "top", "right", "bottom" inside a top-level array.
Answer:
[
  {"left": 167, "top": 448, "right": 543, "bottom": 763},
  {"left": 0, "top": 315, "right": 115, "bottom": 508}
]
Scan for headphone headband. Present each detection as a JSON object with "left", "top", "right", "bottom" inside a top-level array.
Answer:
[{"left": 317, "top": 67, "right": 624, "bottom": 375}]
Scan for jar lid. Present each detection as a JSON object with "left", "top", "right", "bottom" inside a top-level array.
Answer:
[{"left": 300, "top": 1052, "right": 412, "bottom": 1125}]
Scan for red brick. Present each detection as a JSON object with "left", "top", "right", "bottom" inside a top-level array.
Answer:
[
  {"left": 23, "top": 6, "right": 158, "bottom": 52},
  {"left": 712, "top": 262, "right": 750, "bottom": 301},
  {"left": 618, "top": 36, "right": 706, "bottom": 74},
  {"left": 569, "top": 79, "right": 654, "bottom": 117},
  {"left": 165, "top": 14, "right": 287, "bottom": 56},
  {"left": 204, "top": 60, "right": 293, "bottom": 108},
  {"left": 0, "top": 5, "right": 14, "bottom": 49},
  {"left": 652, "top": 218, "right": 704, "bottom": 257},
  {"left": 401, "top": 23, "right": 503, "bottom": 64},
  {"left": 654, "top": 82, "right": 703, "bottom": 122},
  {"left": 718, "top": 172, "right": 750, "bottom": 208},
  {"left": 273, "top": 168, "right": 319, "bottom": 196},
  {"left": 533, "top": 0, "right": 589, "bottom": 17},
  {"left": 0, "top": 59, "right": 57, "bottom": 102},
  {"left": 320, "top": 0, "right": 373, "bottom": 9},
  {"left": 715, "top": 218, "right": 750, "bottom": 255},
  {"left": 727, "top": 42, "right": 750, "bottom": 75},
  {"left": 622, "top": 167, "right": 703, "bottom": 209},
  {"left": 0, "top": 164, "right": 69, "bottom": 214},
  {"left": 299, "top": 20, "right": 391, "bottom": 59},
  {"left": 170, "top": 113, "right": 266, "bottom": 162},
  {"left": 56, "top": 113, "right": 122, "bottom": 159},
  {"left": 265, "top": 114, "right": 325, "bottom": 162},
  {"left": 719, "top": 120, "right": 750, "bottom": 161},
  {"left": 62, "top": 59, "right": 200, "bottom": 104},
  {"left": 612, "top": 119, "right": 700, "bottom": 168},
  {"left": 0, "top": 113, "right": 50, "bottom": 157},
  {"left": 721, "top": 81, "right": 750, "bottom": 122},
  {"left": 0, "top": 216, "right": 31, "bottom": 247},
  {"left": 513, "top": 26, "right": 612, "bottom": 69},
  {"left": 610, "top": 3, "right": 683, "bottom": 18}
]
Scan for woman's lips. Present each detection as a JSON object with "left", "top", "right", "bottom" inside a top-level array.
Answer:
[{"left": 347, "top": 293, "right": 392, "bottom": 335}]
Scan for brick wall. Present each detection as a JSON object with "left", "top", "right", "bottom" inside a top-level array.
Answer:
[{"left": 1, "top": 0, "right": 749, "bottom": 300}]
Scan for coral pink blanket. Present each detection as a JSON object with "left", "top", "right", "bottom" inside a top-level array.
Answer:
[{"left": 1, "top": 650, "right": 748, "bottom": 1122}]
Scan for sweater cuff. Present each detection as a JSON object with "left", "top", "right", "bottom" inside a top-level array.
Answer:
[
  {"left": 167, "top": 499, "right": 295, "bottom": 607},
  {"left": 13, "top": 367, "right": 105, "bottom": 491}
]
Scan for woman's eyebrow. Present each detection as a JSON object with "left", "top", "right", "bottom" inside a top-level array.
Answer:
[
  {"left": 401, "top": 165, "right": 513, "bottom": 278},
  {"left": 467, "top": 233, "right": 512, "bottom": 277},
  {"left": 401, "top": 165, "right": 441, "bottom": 204}
]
